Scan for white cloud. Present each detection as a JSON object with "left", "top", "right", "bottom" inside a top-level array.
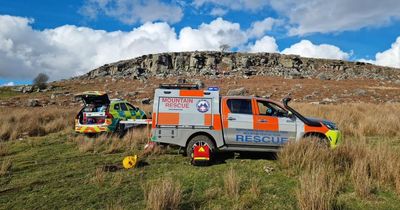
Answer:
[
  {"left": 249, "top": 36, "right": 278, "bottom": 53},
  {"left": 193, "top": 0, "right": 400, "bottom": 35},
  {"left": 176, "top": 18, "right": 247, "bottom": 51},
  {"left": 4, "top": 13, "right": 397, "bottom": 83},
  {"left": 0, "top": 15, "right": 247, "bottom": 80},
  {"left": 193, "top": 0, "right": 268, "bottom": 11},
  {"left": 209, "top": 8, "right": 228, "bottom": 16},
  {"left": 282, "top": 40, "right": 350, "bottom": 60},
  {"left": 0, "top": 82, "right": 15, "bottom": 87},
  {"left": 79, "top": 0, "right": 183, "bottom": 24},
  {"left": 247, "top": 18, "right": 281, "bottom": 38},
  {"left": 361, "top": 37, "right": 400, "bottom": 68},
  {"left": 269, "top": 0, "right": 400, "bottom": 35}
]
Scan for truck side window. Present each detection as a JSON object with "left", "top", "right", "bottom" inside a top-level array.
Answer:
[
  {"left": 227, "top": 99, "right": 252, "bottom": 114},
  {"left": 114, "top": 103, "right": 120, "bottom": 110},
  {"left": 120, "top": 103, "right": 128, "bottom": 111},
  {"left": 257, "top": 100, "right": 287, "bottom": 117}
]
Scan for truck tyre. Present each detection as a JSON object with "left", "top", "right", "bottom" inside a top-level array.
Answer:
[
  {"left": 304, "top": 133, "right": 329, "bottom": 148},
  {"left": 186, "top": 135, "right": 215, "bottom": 166}
]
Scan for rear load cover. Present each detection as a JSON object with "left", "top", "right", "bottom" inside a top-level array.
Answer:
[
  {"left": 158, "top": 96, "right": 213, "bottom": 126},
  {"left": 75, "top": 91, "right": 110, "bottom": 105},
  {"left": 153, "top": 88, "right": 220, "bottom": 128}
]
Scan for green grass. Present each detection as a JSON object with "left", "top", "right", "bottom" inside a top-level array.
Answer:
[
  {"left": 1, "top": 133, "right": 400, "bottom": 209},
  {"left": 0, "top": 87, "right": 20, "bottom": 100}
]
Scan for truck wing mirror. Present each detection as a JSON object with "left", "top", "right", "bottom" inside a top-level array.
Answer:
[{"left": 282, "top": 97, "right": 292, "bottom": 106}]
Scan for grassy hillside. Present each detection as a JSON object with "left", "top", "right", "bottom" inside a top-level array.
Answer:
[{"left": 1, "top": 103, "right": 400, "bottom": 209}]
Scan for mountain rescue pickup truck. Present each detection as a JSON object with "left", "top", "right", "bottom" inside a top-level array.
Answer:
[{"left": 149, "top": 84, "right": 341, "bottom": 161}]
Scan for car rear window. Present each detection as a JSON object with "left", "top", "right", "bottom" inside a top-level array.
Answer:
[{"left": 114, "top": 103, "right": 120, "bottom": 110}]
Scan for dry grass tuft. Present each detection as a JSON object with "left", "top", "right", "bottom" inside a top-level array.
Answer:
[
  {"left": 296, "top": 165, "right": 341, "bottom": 210},
  {"left": 76, "top": 136, "right": 95, "bottom": 153},
  {"left": 0, "top": 158, "right": 12, "bottom": 176},
  {"left": 293, "top": 103, "right": 400, "bottom": 137},
  {"left": 0, "top": 107, "right": 75, "bottom": 141},
  {"left": 91, "top": 168, "right": 106, "bottom": 186},
  {"left": 395, "top": 168, "right": 400, "bottom": 196},
  {"left": 106, "top": 201, "right": 124, "bottom": 210},
  {"left": 122, "top": 128, "right": 149, "bottom": 151},
  {"left": 351, "top": 159, "right": 374, "bottom": 198},
  {"left": 249, "top": 178, "right": 261, "bottom": 198},
  {"left": 72, "top": 127, "right": 151, "bottom": 154},
  {"left": 204, "top": 187, "right": 221, "bottom": 200},
  {"left": 224, "top": 168, "right": 240, "bottom": 198},
  {"left": 278, "top": 138, "right": 331, "bottom": 173},
  {"left": 281, "top": 137, "right": 400, "bottom": 204},
  {"left": 144, "top": 177, "right": 182, "bottom": 210}
]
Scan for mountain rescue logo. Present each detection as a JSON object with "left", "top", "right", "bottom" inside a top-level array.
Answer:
[{"left": 196, "top": 100, "right": 210, "bottom": 113}]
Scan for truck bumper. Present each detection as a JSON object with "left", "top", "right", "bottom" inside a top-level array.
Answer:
[{"left": 326, "top": 130, "right": 342, "bottom": 148}]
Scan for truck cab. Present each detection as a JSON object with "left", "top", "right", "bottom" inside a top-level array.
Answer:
[{"left": 150, "top": 85, "right": 341, "bottom": 158}]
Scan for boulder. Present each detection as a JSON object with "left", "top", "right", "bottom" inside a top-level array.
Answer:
[
  {"left": 227, "top": 87, "right": 247, "bottom": 96},
  {"left": 27, "top": 99, "right": 40, "bottom": 107},
  {"left": 22, "top": 85, "right": 34, "bottom": 93},
  {"left": 141, "top": 98, "right": 151, "bottom": 105},
  {"left": 353, "top": 88, "right": 367, "bottom": 96}
]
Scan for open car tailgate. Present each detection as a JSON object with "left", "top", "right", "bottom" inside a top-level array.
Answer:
[{"left": 75, "top": 91, "right": 110, "bottom": 105}]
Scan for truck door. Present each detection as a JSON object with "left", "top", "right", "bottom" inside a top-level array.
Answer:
[
  {"left": 253, "top": 100, "right": 296, "bottom": 146},
  {"left": 222, "top": 98, "right": 296, "bottom": 147},
  {"left": 221, "top": 98, "right": 255, "bottom": 146}
]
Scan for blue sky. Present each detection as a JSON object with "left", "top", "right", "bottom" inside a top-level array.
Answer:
[{"left": 0, "top": 0, "right": 400, "bottom": 85}]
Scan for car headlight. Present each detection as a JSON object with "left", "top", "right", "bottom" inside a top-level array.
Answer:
[{"left": 323, "top": 121, "right": 338, "bottom": 130}]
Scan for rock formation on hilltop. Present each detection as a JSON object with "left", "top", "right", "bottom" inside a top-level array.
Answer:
[{"left": 77, "top": 51, "right": 400, "bottom": 81}]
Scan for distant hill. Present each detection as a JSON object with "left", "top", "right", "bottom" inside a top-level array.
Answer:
[{"left": 77, "top": 51, "right": 400, "bottom": 81}]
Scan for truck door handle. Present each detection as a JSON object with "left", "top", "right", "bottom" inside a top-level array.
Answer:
[
  {"left": 258, "top": 119, "right": 268, "bottom": 123},
  {"left": 227, "top": 117, "right": 236, "bottom": 121}
]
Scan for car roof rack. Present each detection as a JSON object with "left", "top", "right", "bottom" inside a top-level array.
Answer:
[{"left": 159, "top": 83, "right": 199, "bottom": 90}]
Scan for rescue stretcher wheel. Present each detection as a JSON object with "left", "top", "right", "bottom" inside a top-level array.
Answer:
[{"left": 187, "top": 135, "right": 215, "bottom": 166}]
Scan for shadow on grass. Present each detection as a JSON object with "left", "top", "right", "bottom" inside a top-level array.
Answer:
[
  {"left": 212, "top": 151, "right": 277, "bottom": 165},
  {"left": 236, "top": 152, "right": 277, "bottom": 160}
]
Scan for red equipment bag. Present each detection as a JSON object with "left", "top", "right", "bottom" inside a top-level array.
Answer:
[{"left": 192, "top": 145, "right": 210, "bottom": 166}]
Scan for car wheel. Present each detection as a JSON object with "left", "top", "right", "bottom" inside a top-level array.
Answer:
[
  {"left": 115, "top": 122, "right": 126, "bottom": 138},
  {"left": 186, "top": 135, "right": 215, "bottom": 166}
]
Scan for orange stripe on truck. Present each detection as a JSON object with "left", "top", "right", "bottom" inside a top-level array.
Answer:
[
  {"left": 152, "top": 112, "right": 157, "bottom": 128},
  {"left": 304, "top": 124, "right": 329, "bottom": 133},
  {"left": 204, "top": 114, "right": 212, "bottom": 126},
  {"left": 213, "top": 114, "right": 222, "bottom": 130},
  {"left": 157, "top": 112, "right": 180, "bottom": 125},
  {"left": 253, "top": 115, "right": 279, "bottom": 131},
  {"left": 179, "top": 90, "right": 204, "bottom": 97},
  {"left": 221, "top": 98, "right": 230, "bottom": 128}
]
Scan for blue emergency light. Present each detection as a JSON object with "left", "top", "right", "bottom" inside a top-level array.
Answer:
[{"left": 207, "top": 87, "right": 219, "bottom": 91}]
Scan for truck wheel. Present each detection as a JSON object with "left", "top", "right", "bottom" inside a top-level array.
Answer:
[
  {"left": 186, "top": 135, "right": 215, "bottom": 166},
  {"left": 304, "top": 133, "right": 329, "bottom": 148}
]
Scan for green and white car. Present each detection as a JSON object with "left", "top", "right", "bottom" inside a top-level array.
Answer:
[{"left": 74, "top": 91, "right": 147, "bottom": 134}]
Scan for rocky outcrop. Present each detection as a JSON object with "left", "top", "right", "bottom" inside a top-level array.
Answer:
[{"left": 77, "top": 51, "right": 400, "bottom": 81}]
